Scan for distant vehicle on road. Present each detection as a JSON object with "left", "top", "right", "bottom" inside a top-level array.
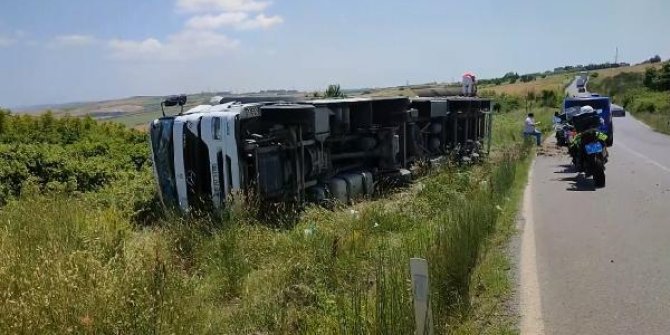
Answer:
[
  {"left": 563, "top": 95, "right": 613, "bottom": 146},
  {"left": 611, "top": 103, "right": 626, "bottom": 117},
  {"left": 576, "top": 78, "right": 585, "bottom": 88},
  {"left": 578, "top": 87, "right": 586, "bottom": 93}
]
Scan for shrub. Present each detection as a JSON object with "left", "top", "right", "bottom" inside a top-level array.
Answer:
[
  {"left": 640, "top": 101, "right": 657, "bottom": 113},
  {"left": 324, "top": 84, "right": 343, "bottom": 98},
  {"left": 643, "top": 62, "right": 670, "bottom": 91},
  {"left": 0, "top": 112, "right": 151, "bottom": 208},
  {"left": 539, "top": 89, "right": 560, "bottom": 107}
]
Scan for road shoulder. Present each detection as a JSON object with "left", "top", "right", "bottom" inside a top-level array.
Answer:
[{"left": 517, "top": 161, "right": 545, "bottom": 334}]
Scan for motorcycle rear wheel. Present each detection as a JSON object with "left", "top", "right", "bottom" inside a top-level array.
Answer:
[{"left": 593, "top": 156, "right": 606, "bottom": 188}]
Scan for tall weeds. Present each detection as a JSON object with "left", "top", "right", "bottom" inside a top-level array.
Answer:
[{"left": 0, "top": 108, "right": 542, "bottom": 334}]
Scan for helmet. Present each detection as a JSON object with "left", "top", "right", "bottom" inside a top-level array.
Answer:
[{"left": 580, "top": 105, "right": 594, "bottom": 114}]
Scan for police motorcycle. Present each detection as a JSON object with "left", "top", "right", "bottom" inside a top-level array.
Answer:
[
  {"left": 554, "top": 112, "right": 575, "bottom": 147},
  {"left": 567, "top": 106, "right": 609, "bottom": 188}
]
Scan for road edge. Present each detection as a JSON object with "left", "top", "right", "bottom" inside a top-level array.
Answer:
[{"left": 518, "top": 159, "right": 546, "bottom": 334}]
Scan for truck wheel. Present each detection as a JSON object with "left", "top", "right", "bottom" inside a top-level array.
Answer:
[{"left": 593, "top": 156, "right": 606, "bottom": 188}]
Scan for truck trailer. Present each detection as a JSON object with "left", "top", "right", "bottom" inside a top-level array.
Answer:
[{"left": 150, "top": 93, "right": 492, "bottom": 212}]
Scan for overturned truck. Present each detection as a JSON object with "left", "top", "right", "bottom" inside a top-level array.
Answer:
[{"left": 149, "top": 95, "right": 492, "bottom": 212}]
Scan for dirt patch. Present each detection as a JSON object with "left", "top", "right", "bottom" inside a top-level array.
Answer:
[
  {"left": 537, "top": 134, "right": 568, "bottom": 157},
  {"left": 537, "top": 143, "right": 566, "bottom": 157}
]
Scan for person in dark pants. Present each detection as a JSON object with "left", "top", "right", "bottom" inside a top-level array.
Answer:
[{"left": 524, "top": 113, "right": 542, "bottom": 146}]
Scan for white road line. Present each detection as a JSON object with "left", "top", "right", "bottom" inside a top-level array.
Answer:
[
  {"left": 520, "top": 163, "right": 546, "bottom": 335},
  {"left": 616, "top": 141, "right": 670, "bottom": 173}
]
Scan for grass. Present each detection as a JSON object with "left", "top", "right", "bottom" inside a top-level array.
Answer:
[
  {"left": 621, "top": 88, "right": 670, "bottom": 135},
  {"left": 588, "top": 66, "right": 670, "bottom": 135},
  {"left": 449, "top": 145, "right": 533, "bottom": 334},
  {"left": 114, "top": 110, "right": 164, "bottom": 129},
  {"left": 0, "top": 108, "right": 549, "bottom": 333},
  {"left": 635, "top": 110, "right": 670, "bottom": 134}
]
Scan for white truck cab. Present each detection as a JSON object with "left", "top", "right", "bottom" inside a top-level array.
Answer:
[{"left": 150, "top": 103, "right": 260, "bottom": 212}]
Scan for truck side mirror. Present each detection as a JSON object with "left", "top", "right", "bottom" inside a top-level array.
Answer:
[{"left": 161, "top": 94, "right": 188, "bottom": 116}]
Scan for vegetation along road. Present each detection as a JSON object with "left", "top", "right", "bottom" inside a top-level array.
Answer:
[{"left": 519, "top": 113, "right": 670, "bottom": 333}]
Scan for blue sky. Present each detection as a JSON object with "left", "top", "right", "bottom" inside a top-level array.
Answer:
[{"left": 1, "top": 0, "right": 669, "bottom": 107}]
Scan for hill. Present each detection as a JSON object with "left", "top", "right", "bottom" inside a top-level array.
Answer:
[
  {"left": 479, "top": 62, "right": 661, "bottom": 96},
  {"left": 13, "top": 61, "right": 664, "bottom": 130},
  {"left": 16, "top": 93, "right": 303, "bottom": 129}
]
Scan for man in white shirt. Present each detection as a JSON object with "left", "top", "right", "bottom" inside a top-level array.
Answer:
[{"left": 524, "top": 113, "right": 542, "bottom": 146}]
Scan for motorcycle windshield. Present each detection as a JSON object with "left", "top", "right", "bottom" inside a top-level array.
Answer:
[{"left": 150, "top": 118, "right": 178, "bottom": 208}]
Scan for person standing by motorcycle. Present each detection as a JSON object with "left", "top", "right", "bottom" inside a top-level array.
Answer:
[{"left": 524, "top": 113, "right": 542, "bottom": 146}]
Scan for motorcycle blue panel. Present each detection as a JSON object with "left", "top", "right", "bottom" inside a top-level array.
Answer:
[{"left": 585, "top": 142, "right": 603, "bottom": 155}]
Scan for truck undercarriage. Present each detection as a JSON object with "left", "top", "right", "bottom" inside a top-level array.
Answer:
[{"left": 150, "top": 95, "right": 492, "bottom": 212}]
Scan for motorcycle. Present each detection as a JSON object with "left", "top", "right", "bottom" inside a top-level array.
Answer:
[
  {"left": 555, "top": 123, "right": 575, "bottom": 147},
  {"left": 569, "top": 127, "right": 608, "bottom": 188}
]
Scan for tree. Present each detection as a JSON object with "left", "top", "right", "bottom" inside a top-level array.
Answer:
[
  {"left": 324, "top": 84, "right": 343, "bottom": 98},
  {"left": 643, "top": 64, "right": 670, "bottom": 91},
  {"left": 650, "top": 55, "right": 662, "bottom": 63},
  {"left": 0, "top": 109, "right": 10, "bottom": 136},
  {"left": 644, "top": 68, "right": 658, "bottom": 89},
  {"left": 502, "top": 72, "right": 520, "bottom": 84},
  {"left": 520, "top": 74, "right": 535, "bottom": 83},
  {"left": 657, "top": 62, "right": 670, "bottom": 91}
]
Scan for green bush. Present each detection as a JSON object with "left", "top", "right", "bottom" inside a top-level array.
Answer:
[
  {"left": 643, "top": 62, "right": 670, "bottom": 91},
  {"left": 0, "top": 111, "right": 151, "bottom": 208}
]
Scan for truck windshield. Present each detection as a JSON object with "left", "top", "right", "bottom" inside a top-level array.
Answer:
[{"left": 150, "top": 118, "right": 178, "bottom": 208}]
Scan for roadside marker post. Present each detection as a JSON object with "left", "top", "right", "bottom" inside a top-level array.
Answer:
[{"left": 410, "top": 258, "right": 434, "bottom": 335}]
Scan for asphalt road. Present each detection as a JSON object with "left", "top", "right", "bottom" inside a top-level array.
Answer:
[
  {"left": 565, "top": 73, "right": 589, "bottom": 97},
  {"left": 519, "top": 112, "right": 670, "bottom": 334}
]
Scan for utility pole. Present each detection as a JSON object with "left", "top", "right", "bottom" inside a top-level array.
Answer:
[{"left": 615, "top": 47, "right": 619, "bottom": 64}]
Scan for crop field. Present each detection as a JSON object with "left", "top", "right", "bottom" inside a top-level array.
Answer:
[{"left": 480, "top": 73, "right": 572, "bottom": 96}]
